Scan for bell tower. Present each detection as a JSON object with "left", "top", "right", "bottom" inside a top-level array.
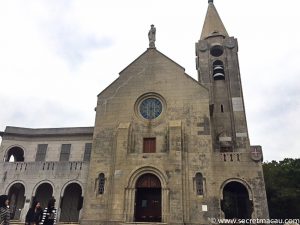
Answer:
[{"left": 196, "top": 0, "right": 249, "bottom": 152}]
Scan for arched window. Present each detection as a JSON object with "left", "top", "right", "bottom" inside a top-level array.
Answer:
[
  {"left": 213, "top": 60, "right": 225, "bottom": 80},
  {"left": 98, "top": 173, "right": 105, "bottom": 194},
  {"left": 195, "top": 173, "right": 204, "bottom": 195},
  {"left": 6, "top": 147, "right": 24, "bottom": 162}
]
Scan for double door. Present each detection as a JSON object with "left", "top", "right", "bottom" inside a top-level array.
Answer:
[{"left": 135, "top": 188, "right": 161, "bottom": 222}]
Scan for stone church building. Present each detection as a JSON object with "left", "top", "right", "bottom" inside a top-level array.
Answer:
[{"left": 0, "top": 1, "right": 269, "bottom": 224}]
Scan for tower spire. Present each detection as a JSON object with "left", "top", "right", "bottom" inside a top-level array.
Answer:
[{"left": 200, "top": 1, "right": 228, "bottom": 40}]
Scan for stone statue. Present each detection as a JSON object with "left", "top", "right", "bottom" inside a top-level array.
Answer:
[{"left": 148, "top": 24, "right": 156, "bottom": 48}]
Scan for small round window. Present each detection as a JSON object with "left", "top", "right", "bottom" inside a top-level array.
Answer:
[
  {"left": 139, "top": 98, "right": 162, "bottom": 120},
  {"left": 210, "top": 45, "right": 224, "bottom": 57}
]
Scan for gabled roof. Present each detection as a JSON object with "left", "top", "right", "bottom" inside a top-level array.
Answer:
[
  {"left": 119, "top": 48, "right": 185, "bottom": 75},
  {"left": 200, "top": 2, "right": 229, "bottom": 40},
  {"left": 98, "top": 48, "right": 186, "bottom": 97}
]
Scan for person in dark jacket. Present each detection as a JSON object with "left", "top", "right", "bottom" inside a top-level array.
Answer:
[
  {"left": 25, "top": 201, "right": 43, "bottom": 225},
  {"left": 40, "top": 198, "right": 56, "bottom": 225},
  {"left": 0, "top": 195, "right": 10, "bottom": 225}
]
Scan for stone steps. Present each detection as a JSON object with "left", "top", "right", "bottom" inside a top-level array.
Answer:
[
  {"left": 121, "top": 223, "right": 167, "bottom": 225},
  {"left": 11, "top": 221, "right": 166, "bottom": 225},
  {"left": 10, "top": 222, "right": 79, "bottom": 225}
]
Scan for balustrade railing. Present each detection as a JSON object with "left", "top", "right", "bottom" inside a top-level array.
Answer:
[{"left": 0, "top": 161, "right": 89, "bottom": 179}]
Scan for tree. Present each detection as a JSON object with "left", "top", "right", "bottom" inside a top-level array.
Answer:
[{"left": 263, "top": 158, "right": 300, "bottom": 219}]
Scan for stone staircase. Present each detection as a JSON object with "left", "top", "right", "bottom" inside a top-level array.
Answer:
[
  {"left": 10, "top": 221, "right": 79, "bottom": 225},
  {"left": 121, "top": 223, "right": 167, "bottom": 225},
  {"left": 11, "top": 223, "right": 165, "bottom": 225},
  {"left": 11, "top": 221, "right": 166, "bottom": 225}
]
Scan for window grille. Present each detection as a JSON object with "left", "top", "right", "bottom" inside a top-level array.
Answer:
[
  {"left": 196, "top": 173, "right": 204, "bottom": 195},
  {"left": 98, "top": 173, "right": 105, "bottom": 194}
]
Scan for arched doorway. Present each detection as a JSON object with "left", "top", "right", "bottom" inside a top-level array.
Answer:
[
  {"left": 33, "top": 183, "right": 53, "bottom": 209},
  {"left": 5, "top": 147, "right": 24, "bottom": 162},
  {"left": 134, "top": 173, "right": 162, "bottom": 222},
  {"left": 60, "top": 183, "right": 83, "bottom": 222},
  {"left": 221, "top": 181, "right": 253, "bottom": 219},
  {"left": 8, "top": 183, "right": 26, "bottom": 220}
]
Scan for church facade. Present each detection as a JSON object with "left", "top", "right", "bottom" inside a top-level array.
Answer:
[{"left": 0, "top": 1, "right": 269, "bottom": 224}]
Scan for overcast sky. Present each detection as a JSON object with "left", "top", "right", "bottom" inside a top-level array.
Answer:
[{"left": 0, "top": 0, "right": 299, "bottom": 161}]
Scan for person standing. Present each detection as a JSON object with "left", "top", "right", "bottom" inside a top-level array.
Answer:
[
  {"left": 40, "top": 198, "right": 57, "bottom": 225},
  {"left": 0, "top": 195, "right": 10, "bottom": 225},
  {"left": 25, "top": 201, "right": 43, "bottom": 225}
]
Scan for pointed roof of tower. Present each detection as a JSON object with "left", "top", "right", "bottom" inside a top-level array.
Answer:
[{"left": 200, "top": 0, "right": 229, "bottom": 40}]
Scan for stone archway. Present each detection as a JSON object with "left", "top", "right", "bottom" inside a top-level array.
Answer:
[
  {"left": 33, "top": 183, "right": 53, "bottom": 209},
  {"left": 8, "top": 183, "right": 26, "bottom": 220},
  {"left": 134, "top": 173, "right": 162, "bottom": 222},
  {"left": 124, "top": 166, "right": 169, "bottom": 223},
  {"left": 221, "top": 181, "right": 253, "bottom": 219},
  {"left": 60, "top": 183, "right": 83, "bottom": 223}
]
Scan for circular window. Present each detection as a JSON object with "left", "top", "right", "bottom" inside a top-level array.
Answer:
[
  {"left": 139, "top": 98, "right": 162, "bottom": 120},
  {"left": 210, "top": 45, "right": 224, "bottom": 57}
]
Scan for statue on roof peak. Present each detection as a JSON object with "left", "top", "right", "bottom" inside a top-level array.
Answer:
[{"left": 148, "top": 24, "right": 156, "bottom": 48}]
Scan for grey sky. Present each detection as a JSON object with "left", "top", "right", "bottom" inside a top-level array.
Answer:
[{"left": 0, "top": 0, "right": 299, "bottom": 161}]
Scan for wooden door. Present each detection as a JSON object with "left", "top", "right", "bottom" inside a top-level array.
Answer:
[
  {"left": 135, "top": 174, "right": 162, "bottom": 222},
  {"left": 135, "top": 188, "right": 161, "bottom": 222}
]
